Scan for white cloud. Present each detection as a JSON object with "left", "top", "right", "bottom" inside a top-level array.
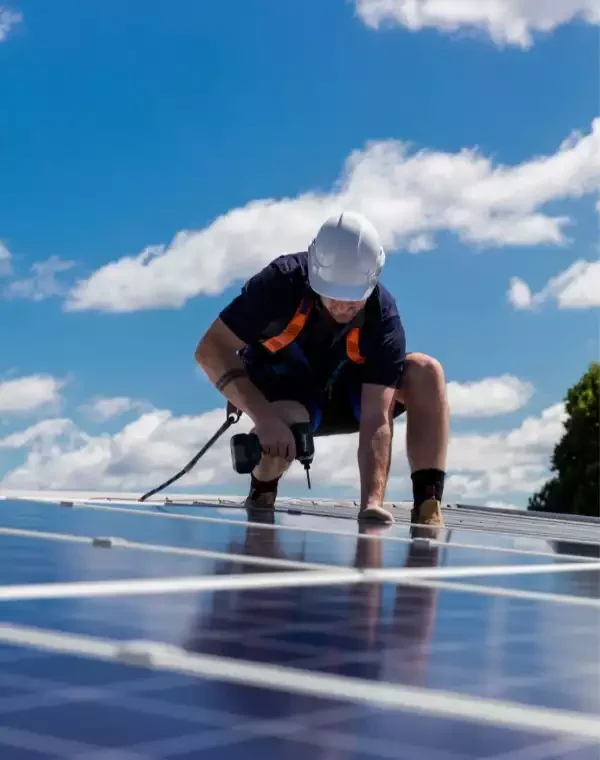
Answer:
[
  {"left": 0, "top": 374, "right": 65, "bottom": 415},
  {"left": 0, "top": 418, "right": 78, "bottom": 449},
  {"left": 443, "top": 402, "right": 567, "bottom": 500},
  {"left": 447, "top": 374, "right": 534, "bottom": 417},
  {"left": 0, "top": 242, "right": 11, "bottom": 276},
  {"left": 79, "top": 396, "right": 152, "bottom": 423},
  {"left": 0, "top": 407, "right": 253, "bottom": 491},
  {"left": 0, "top": 6, "right": 21, "bottom": 42},
  {"left": 64, "top": 119, "right": 600, "bottom": 313},
  {"left": 354, "top": 0, "right": 600, "bottom": 48},
  {"left": 3, "top": 256, "right": 75, "bottom": 302},
  {"left": 485, "top": 500, "right": 522, "bottom": 511},
  {"left": 509, "top": 259, "right": 600, "bottom": 310},
  {"left": 0, "top": 389, "right": 564, "bottom": 506},
  {"left": 508, "top": 276, "right": 533, "bottom": 309}
]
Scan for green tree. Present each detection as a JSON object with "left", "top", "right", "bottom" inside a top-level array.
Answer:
[{"left": 528, "top": 362, "right": 599, "bottom": 517}]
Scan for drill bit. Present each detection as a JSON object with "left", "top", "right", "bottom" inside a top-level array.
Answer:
[{"left": 304, "top": 464, "right": 311, "bottom": 489}]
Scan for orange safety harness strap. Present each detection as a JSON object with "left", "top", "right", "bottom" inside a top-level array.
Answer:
[
  {"left": 262, "top": 297, "right": 312, "bottom": 353},
  {"left": 261, "top": 296, "right": 365, "bottom": 364},
  {"left": 345, "top": 327, "right": 365, "bottom": 365}
]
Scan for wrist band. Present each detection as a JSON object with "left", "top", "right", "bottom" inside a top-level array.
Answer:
[{"left": 215, "top": 368, "right": 247, "bottom": 392}]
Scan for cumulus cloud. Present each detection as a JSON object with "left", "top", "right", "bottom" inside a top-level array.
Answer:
[
  {"left": 64, "top": 119, "right": 600, "bottom": 313},
  {"left": 509, "top": 259, "right": 600, "bottom": 310},
  {"left": 79, "top": 396, "right": 152, "bottom": 423},
  {"left": 0, "top": 375, "right": 562, "bottom": 505},
  {"left": 354, "top": 0, "right": 600, "bottom": 48},
  {"left": 0, "top": 374, "right": 65, "bottom": 415},
  {"left": 443, "top": 402, "right": 567, "bottom": 500},
  {"left": 0, "top": 418, "right": 79, "bottom": 449},
  {"left": 0, "top": 6, "right": 21, "bottom": 42},
  {"left": 0, "top": 407, "right": 252, "bottom": 492},
  {"left": 447, "top": 375, "right": 534, "bottom": 417},
  {"left": 3, "top": 256, "right": 76, "bottom": 302}
]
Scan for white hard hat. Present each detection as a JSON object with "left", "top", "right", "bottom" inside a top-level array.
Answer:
[{"left": 308, "top": 211, "right": 385, "bottom": 301}]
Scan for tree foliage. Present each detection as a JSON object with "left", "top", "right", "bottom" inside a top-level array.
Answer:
[{"left": 528, "top": 362, "right": 599, "bottom": 517}]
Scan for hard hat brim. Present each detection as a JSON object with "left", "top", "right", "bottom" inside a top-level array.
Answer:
[{"left": 308, "top": 266, "right": 376, "bottom": 302}]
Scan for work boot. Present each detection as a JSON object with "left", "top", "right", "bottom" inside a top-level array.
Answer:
[
  {"left": 410, "top": 497, "right": 444, "bottom": 528},
  {"left": 244, "top": 475, "right": 279, "bottom": 517}
]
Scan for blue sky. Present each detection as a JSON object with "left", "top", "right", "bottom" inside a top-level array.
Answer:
[{"left": 0, "top": 0, "right": 598, "bottom": 505}]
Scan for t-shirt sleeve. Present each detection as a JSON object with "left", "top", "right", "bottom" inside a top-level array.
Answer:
[
  {"left": 362, "top": 312, "right": 407, "bottom": 389},
  {"left": 218, "top": 258, "right": 296, "bottom": 345}
]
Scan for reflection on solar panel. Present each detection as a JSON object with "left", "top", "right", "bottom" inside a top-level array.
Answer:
[{"left": 0, "top": 491, "right": 599, "bottom": 759}]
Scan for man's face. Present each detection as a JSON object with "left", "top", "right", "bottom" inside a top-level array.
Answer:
[{"left": 320, "top": 295, "right": 365, "bottom": 323}]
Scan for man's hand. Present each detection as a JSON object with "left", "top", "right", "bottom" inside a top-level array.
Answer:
[
  {"left": 359, "top": 502, "right": 394, "bottom": 523},
  {"left": 254, "top": 412, "right": 297, "bottom": 461}
]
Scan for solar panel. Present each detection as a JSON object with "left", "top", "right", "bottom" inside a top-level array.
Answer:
[{"left": 0, "top": 493, "right": 599, "bottom": 759}]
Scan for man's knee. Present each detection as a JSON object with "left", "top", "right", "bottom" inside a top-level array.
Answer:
[
  {"left": 407, "top": 352, "right": 445, "bottom": 379},
  {"left": 249, "top": 399, "right": 310, "bottom": 434},
  {"left": 250, "top": 399, "right": 310, "bottom": 479},
  {"left": 270, "top": 399, "right": 310, "bottom": 425},
  {"left": 396, "top": 353, "right": 446, "bottom": 404}
]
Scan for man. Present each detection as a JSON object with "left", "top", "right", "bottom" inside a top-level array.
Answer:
[{"left": 195, "top": 211, "right": 449, "bottom": 525}]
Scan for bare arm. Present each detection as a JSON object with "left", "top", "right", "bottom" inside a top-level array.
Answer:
[
  {"left": 357, "top": 383, "right": 396, "bottom": 510},
  {"left": 195, "top": 318, "right": 274, "bottom": 424}
]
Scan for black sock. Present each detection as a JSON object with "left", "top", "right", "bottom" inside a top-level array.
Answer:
[
  {"left": 249, "top": 474, "right": 280, "bottom": 498},
  {"left": 411, "top": 469, "right": 445, "bottom": 508}
]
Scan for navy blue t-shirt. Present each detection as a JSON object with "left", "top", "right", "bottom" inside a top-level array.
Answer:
[{"left": 219, "top": 251, "right": 406, "bottom": 390}]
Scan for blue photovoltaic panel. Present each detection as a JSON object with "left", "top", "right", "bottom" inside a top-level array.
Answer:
[{"left": 0, "top": 495, "right": 599, "bottom": 759}]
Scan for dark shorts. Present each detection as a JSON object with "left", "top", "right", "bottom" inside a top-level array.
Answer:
[{"left": 245, "top": 362, "right": 406, "bottom": 437}]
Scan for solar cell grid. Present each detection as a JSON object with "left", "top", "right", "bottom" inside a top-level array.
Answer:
[{"left": 0, "top": 493, "right": 599, "bottom": 759}]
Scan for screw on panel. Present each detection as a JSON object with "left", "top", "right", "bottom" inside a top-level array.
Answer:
[
  {"left": 411, "top": 536, "right": 433, "bottom": 549},
  {"left": 117, "top": 641, "right": 182, "bottom": 668},
  {"left": 92, "top": 536, "right": 125, "bottom": 548},
  {"left": 117, "top": 644, "right": 155, "bottom": 668}
]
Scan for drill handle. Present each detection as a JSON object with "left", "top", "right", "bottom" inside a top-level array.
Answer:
[{"left": 289, "top": 421, "right": 315, "bottom": 463}]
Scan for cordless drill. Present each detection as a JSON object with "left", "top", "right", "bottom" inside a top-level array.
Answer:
[{"left": 230, "top": 422, "right": 315, "bottom": 488}]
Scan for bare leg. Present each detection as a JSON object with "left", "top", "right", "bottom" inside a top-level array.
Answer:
[
  {"left": 396, "top": 352, "right": 449, "bottom": 471},
  {"left": 246, "top": 399, "right": 310, "bottom": 513},
  {"left": 396, "top": 352, "right": 449, "bottom": 526}
]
